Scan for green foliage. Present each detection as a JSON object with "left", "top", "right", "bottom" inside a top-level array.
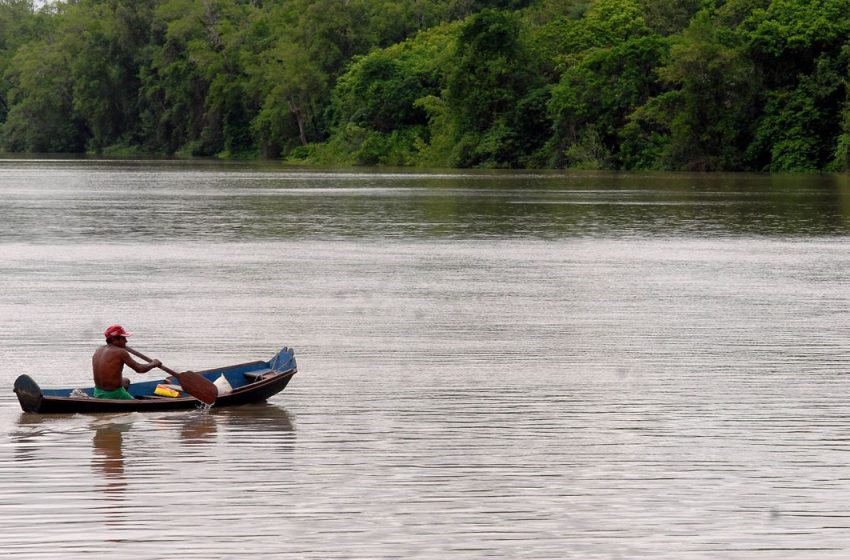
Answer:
[
  {"left": 539, "top": 0, "right": 668, "bottom": 168},
  {"left": 324, "top": 22, "right": 458, "bottom": 165},
  {"left": 436, "top": 8, "right": 545, "bottom": 167},
  {"left": 65, "top": 0, "right": 158, "bottom": 153},
  {"left": 748, "top": 53, "right": 848, "bottom": 171},
  {"left": 529, "top": 0, "right": 650, "bottom": 71},
  {"left": 548, "top": 34, "right": 670, "bottom": 168},
  {"left": 1, "top": 0, "right": 850, "bottom": 172},
  {"left": 638, "top": 0, "right": 703, "bottom": 36},
  {"left": 414, "top": 94, "right": 457, "bottom": 167},
  {"left": 0, "top": 1, "right": 46, "bottom": 125},
  {"left": 446, "top": 9, "right": 526, "bottom": 131},
  {"left": 2, "top": 38, "right": 86, "bottom": 152},
  {"left": 652, "top": 11, "right": 761, "bottom": 170},
  {"left": 744, "top": 0, "right": 850, "bottom": 60},
  {"left": 333, "top": 50, "right": 429, "bottom": 133},
  {"left": 146, "top": 0, "right": 260, "bottom": 157},
  {"left": 834, "top": 126, "right": 850, "bottom": 172},
  {"left": 619, "top": 91, "right": 676, "bottom": 170},
  {"left": 737, "top": 0, "right": 850, "bottom": 171}
]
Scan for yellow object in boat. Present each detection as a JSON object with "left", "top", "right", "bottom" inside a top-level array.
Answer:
[{"left": 154, "top": 384, "right": 180, "bottom": 398}]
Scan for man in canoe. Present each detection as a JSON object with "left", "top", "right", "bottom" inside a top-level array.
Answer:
[{"left": 92, "top": 324, "right": 162, "bottom": 399}]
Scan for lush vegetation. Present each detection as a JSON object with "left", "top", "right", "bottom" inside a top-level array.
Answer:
[{"left": 1, "top": 0, "right": 849, "bottom": 171}]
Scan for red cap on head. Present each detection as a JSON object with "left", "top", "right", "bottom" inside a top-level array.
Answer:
[{"left": 104, "top": 324, "right": 132, "bottom": 338}]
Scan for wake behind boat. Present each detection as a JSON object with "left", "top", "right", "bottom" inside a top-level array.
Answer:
[{"left": 14, "top": 347, "right": 297, "bottom": 414}]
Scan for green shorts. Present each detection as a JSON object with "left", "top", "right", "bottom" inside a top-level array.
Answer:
[{"left": 93, "top": 386, "right": 135, "bottom": 400}]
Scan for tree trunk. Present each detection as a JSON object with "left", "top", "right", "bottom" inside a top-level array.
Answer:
[{"left": 288, "top": 96, "right": 307, "bottom": 145}]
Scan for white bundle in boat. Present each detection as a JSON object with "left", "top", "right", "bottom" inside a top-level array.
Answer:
[{"left": 213, "top": 374, "right": 232, "bottom": 395}]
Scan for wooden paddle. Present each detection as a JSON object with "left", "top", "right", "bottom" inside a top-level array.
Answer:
[{"left": 126, "top": 346, "right": 218, "bottom": 405}]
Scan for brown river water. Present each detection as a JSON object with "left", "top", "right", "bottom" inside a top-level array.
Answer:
[{"left": 1, "top": 159, "right": 850, "bottom": 558}]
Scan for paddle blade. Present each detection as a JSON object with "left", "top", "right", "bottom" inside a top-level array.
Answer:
[{"left": 175, "top": 371, "right": 218, "bottom": 405}]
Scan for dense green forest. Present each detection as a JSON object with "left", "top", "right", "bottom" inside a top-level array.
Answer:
[{"left": 1, "top": 0, "right": 849, "bottom": 171}]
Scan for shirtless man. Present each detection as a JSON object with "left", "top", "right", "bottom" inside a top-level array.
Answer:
[{"left": 92, "top": 325, "right": 162, "bottom": 399}]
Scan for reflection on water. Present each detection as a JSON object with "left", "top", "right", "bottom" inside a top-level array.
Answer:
[
  {"left": 2, "top": 162, "right": 850, "bottom": 558},
  {"left": 0, "top": 161, "right": 849, "bottom": 241},
  {"left": 78, "top": 405, "right": 295, "bottom": 501},
  {"left": 3, "top": 405, "right": 296, "bottom": 556},
  {"left": 92, "top": 421, "right": 130, "bottom": 496}
]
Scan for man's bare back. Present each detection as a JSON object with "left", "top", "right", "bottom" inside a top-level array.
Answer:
[
  {"left": 93, "top": 325, "right": 161, "bottom": 390},
  {"left": 93, "top": 344, "right": 133, "bottom": 390}
]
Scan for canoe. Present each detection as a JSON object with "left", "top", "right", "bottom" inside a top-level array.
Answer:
[{"left": 13, "top": 347, "right": 297, "bottom": 414}]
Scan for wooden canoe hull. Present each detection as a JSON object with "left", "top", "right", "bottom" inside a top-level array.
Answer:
[{"left": 13, "top": 347, "right": 297, "bottom": 414}]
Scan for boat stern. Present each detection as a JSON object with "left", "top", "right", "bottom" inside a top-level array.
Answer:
[{"left": 13, "top": 374, "right": 44, "bottom": 413}]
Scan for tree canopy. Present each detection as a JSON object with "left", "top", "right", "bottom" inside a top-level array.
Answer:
[{"left": 1, "top": 0, "right": 849, "bottom": 171}]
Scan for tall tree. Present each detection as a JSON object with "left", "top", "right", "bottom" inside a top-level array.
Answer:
[
  {"left": 743, "top": 0, "right": 850, "bottom": 170},
  {"left": 140, "top": 0, "right": 259, "bottom": 156},
  {"left": 2, "top": 39, "right": 85, "bottom": 152},
  {"left": 652, "top": 11, "right": 760, "bottom": 170},
  {"left": 545, "top": 0, "right": 666, "bottom": 168},
  {"left": 439, "top": 8, "right": 541, "bottom": 167},
  {"left": 62, "top": 0, "right": 158, "bottom": 152}
]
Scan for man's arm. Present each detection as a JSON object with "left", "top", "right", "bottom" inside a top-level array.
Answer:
[{"left": 121, "top": 351, "right": 162, "bottom": 373}]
